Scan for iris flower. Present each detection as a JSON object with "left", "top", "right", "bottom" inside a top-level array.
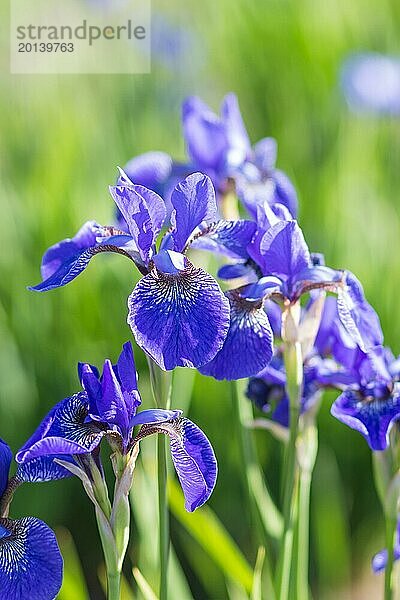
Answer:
[
  {"left": 16, "top": 342, "right": 217, "bottom": 512},
  {"left": 202, "top": 203, "right": 374, "bottom": 381},
  {"left": 122, "top": 93, "right": 298, "bottom": 217},
  {"left": 0, "top": 439, "right": 64, "bottom": 600},
  {"left": 29, "top": 171, "right": 256, "bottom": 371}
]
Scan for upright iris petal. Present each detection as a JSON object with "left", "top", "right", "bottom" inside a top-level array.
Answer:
[
  {"left": 110, "top": 175, "right": 167, "bottom": 263},
  {"left": 170, "top": 172, "right": 217, "bottom": 252},
  {"left": 0, "top": 517, "right": 63, "bottom": 600},
  {"left": 128, "top": 258, "right": 230, "bottom": 370}
]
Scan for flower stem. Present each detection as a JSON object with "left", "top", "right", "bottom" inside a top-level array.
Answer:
[
  {"left": 147, "top": 357, "right": 173, "bottom": 600},
  {"left": 384, "top": 515, "right": 397, "bottom": 600},
  {"left": 106, "top": 571, "right": 121, "bottom": 600},
  {"left": 296, "top": 468, "right": 311, "bottom": 600},
  {"left": 231, "top": 380, "right": 283, "bottom": 541},
  {"left": 276, "top": 340, "right": 303, "bottom": 600}
]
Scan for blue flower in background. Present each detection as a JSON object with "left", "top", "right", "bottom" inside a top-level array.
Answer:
[
  {"left": 341, "top": 52, "right": 400, "bottom": 115},
  {"left": 372, "top": 522, "right": 400, "bottom": 572},
  {"left": 182, "top": 93, "right": 298, "bottom": 216},
  {"left": 17, "top": 343, "right": 218, "bottom": 512},
  {"left": 29, "top": 171, "right": 258, "bottom": 371},
  {"left": 122, "top": 93, "right": 298, "bottom": 218},
  {"left": 0, "top": 440, "right": 63, "bottom": 600}
]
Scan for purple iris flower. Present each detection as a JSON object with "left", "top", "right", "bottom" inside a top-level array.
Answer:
[
  {"left": 312, "top": 295, "right": 400, "bottom": 452},
  {"left": 16, "top": 343, "right": 218, "bottom": 512},
  {"left": 121, "top": 93, "right": 297, "bottom": 218},
  {"left": 0, "top": 439, "right": 64, "bottom": 600},
  {"left": 341, "top": 53, "right": 400, "bottom": 115},
  {"left": 372, "top": 522, "right": 400, "bottom": 573},
  {"left": 182, "top": 94, "right": 298, "bottom": 217},
  {"left": 246, "top": 351, "right": 341, "bottom": 428},
  {"left": 330, "top": 346, "right": 400, "bottom": 451},
  {"left": 29, "top": 171, "right": 258, "bottom": 371},
  {"left": 201, "top": 203, "right": 374, "bottom": 382}
]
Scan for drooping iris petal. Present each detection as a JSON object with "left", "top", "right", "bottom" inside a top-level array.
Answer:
[
  {"left": 260, "top": 220, "right": 311, "bottom": 280},
  {"left": 40, "top": 221, "right": 102, "bottom": 281},
  {"left": 29, "top": 234, "right": 141, "bottom": 292},
  {"left": 337, "top": 271, "right": 383, "bottom": 353},
  {"left": 182, "top": 96, "right": 227, "bottom": 172},
  {"left": 123, "top": 151, "right": 173, "bottom": 194},
  {"left": 109, "top": 182, "right": 166, "bottom": 263},
  {"left": 16, "top": 456, "right": 73, "bottom": 483},
  {"left": 372, "top": 524, "right": 400, "bottom": 572},
  {"left": 190, "top": 220, "right": 257, "bottom": 259},
  {"left": 141, "top": 417, "right": 217, "bottom": 512},
  {"left": 289, "top": 266, "right": 344, "bottom": 300},
  {"left": 330, "top": 388, "right": 400, "bottom": 451},
  {"left": 170, "top": 418, "right": 217, "bottom": 511},
  {"left": 0, "top": 440, "right": 12, "bottom": 498},
  {"left": 130, "top": 409, "right": 182, "bottom": 427},
  {"left": 170, "top": 173, "right": 217, "bottom": 252},
  {"left": 16, "top": 393, "right": 106, "bottom": 463},
  {"left": 218, "top": 262, "right": 253, "bottom": 281},
  {"left": 127, "top": 259, "right": 230, "bottom": 370},
  {"left": 199, "top": 290, "right": 273, "bottom": 380},
  {"left": 0, "top": 517, "right": 63, "bottom": 600}
]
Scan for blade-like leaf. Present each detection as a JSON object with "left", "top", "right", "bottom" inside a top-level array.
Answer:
[{"left": 168, "top": 478, "right": 254, "bottom": 593}]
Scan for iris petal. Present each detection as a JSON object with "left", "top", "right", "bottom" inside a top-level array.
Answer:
[
  {"left": 0, "top": 440, "right": 12, "bottom": 499},
  {"left": 16, "top": 393, "right": 105, "bottom": 463},
  {"left": 170, "top": 173, "right": 217, "bottom": 252},
  {"left": 260, "top": 220, "right": 311, "bottom": 281},
  {"left": 0, "top": 517, "right": 63, "bottom": 600},
  {"left": 16, "top": 456, "right": 73, "bottom": 483},
  {"left": 199, "top": 290, "right": 273, "bottom": 380},
  {"left": 190, "top": 220, "right": 256, "bottom": 259},
  {"left": 127, "top": 259, "right": 230, "bottom": 370},
  {"left": 29, "top": 234, "right": 140, "bottom": 292},
  {"left": 331, "top": 388, "right": 400, "bottom": 451},
  {"left": 182, "top": 97, "right": 227, "bottom": 172},
  {"left": 109, "top": 182, "right": 166, "bottom": 263}
]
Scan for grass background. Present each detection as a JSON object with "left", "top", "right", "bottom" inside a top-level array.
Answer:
[{"left": 1, "top": 0, "right": 400, "bottom": 597}]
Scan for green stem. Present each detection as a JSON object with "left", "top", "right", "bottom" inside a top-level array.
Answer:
[
  {"left": 276, "top": 341, "right": 302, "bottom": 600},
  {"left": 106, "top": 571, "right": 121, "bottom": 600},
  {"left": 296, "top": 469, "right": 311, "bottom": 600},
  {"left": 384, "top": 515, "right": 397, "bottom": 600},
  {"left": 147, "top": 357, "right": 173, "bottom": 600},
  {"left": 158, "top": 434, "right": 169, "bottom": 600}
]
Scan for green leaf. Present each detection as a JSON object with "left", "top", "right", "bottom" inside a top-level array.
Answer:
[
  {"left": 57, "top": 527, "right": 89, "bottom": 600},
  {"left": 168, "top": 478, "right": 254, "bottom": 593}
]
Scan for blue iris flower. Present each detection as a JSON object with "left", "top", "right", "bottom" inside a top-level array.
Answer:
[
  {"left": 16, "top": 342, "right": 218, "bottom": 512},
  {"left": 29, "top": 171, "right": 256, "bottom": 371},
  {"left": 0, "top": 439, "right": 64, "bottom": 600},
  {"left": 122, "top": 93, "right": 298, "bottom": 218},
  {"left": 201, "top": 202, "right": 376, "bottom": 381}
]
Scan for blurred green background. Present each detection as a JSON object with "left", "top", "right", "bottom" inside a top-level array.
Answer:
[{"left": 1, "top": 0, "right": 400, "bottom": 597}]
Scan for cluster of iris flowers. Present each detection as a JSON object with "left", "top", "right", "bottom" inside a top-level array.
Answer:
[{"left": 2, "top": 92, "right": 399, "bottom": 600}]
